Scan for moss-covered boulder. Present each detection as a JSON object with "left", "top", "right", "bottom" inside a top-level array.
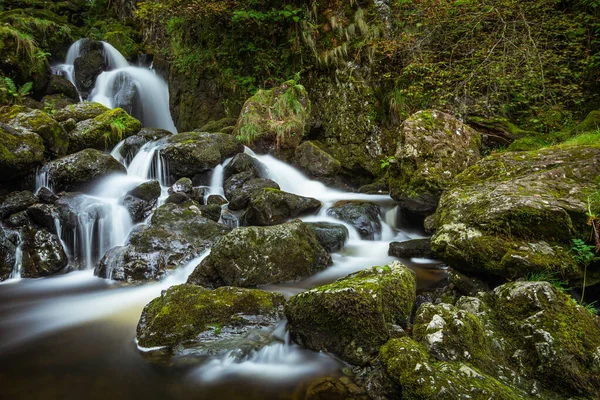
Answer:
[
  {"left": 120, "top": 180, "right": 161, "bottom": 222},
  {"left": 187, "top": 220, "right": 331, "bottom": 288},
  {"left": 159, "top": 131, "right": 243, "bottom": 184},
  {"left": 326, "top": 201, "right": 381, "bottom": 240},
  {"left": 136, "top": 284, "right": 285, "bottom": 351},
  {"left": 119, "top": 127, "right": 170, "bottom": 162},
  {"left": 571, "top": 110, "right": 600, "bottom": 134},
  {"left": 285, "top": 262, "right": 416, "bottom": 366},
  {"left": 293, "top": 141, "right": 341, "bottom": 179},
  {"left": 388, "top": 110, "right": 481, "bottom": 216},
  {"left": 376, "top": 281, "right": 600, "bottom": 399},
  {"left": 234, "top": 80, "right": 311, "bottom": 153},
  {"left": 43, "top": 148, "right": 126, "bottom": 192},
  {"left": 67, "top": 108, "right": 141, "bottom": 153},
  {"left": 96, "top": 200, "right": 230, "bottom": 283},
  {"left": 430, "top": 145, "right": 600, "bottom": 286},
  {"left": 0, "top": 123, "right": 45, "bottom": 182},
  {"left": 224, "top": 173, "right": 280, "bottom": 211},
  {"left": 244, "top": 188, "right": 322, "bottom": 226},
  {"left": 41, "top": 94, "right": 76, "bottom": 113},
  {"left": 199, "top": 117, "right": 237, "bottom": 133},
  {"left": 53, "top": 102, "right": 109, "bottom": 123},
  {"left": 46, "top": 74, "right": 79, "bottom": 101},
  {"left": 306, "top": 222, "right": 349, "bottom": 253},
  {"left": 0, "top": 105, "right": 68, "bottom": 157}
]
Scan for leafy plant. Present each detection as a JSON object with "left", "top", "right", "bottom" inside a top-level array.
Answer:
[
  {"left": 107, "top": 117, "right": 127, "bottom": 147},
  {"left": 570, "top": 238, "right": 599, "bottom": 303},
  {"left": 380, "top": 156, "right": 396, "bottom": 170},
  {"left": 2, "top": 77, "right": 33, "bottom": 104},
  {"left": 526, "top": 270, "right": 571, "bottom": 293}
]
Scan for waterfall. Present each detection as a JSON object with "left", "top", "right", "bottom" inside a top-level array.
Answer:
[
  {"left": 8, "top": 231, "right": 23, "bottom": 280},
  {"left": 34, "top": 166, "right": 51, "bottom": 194},
  {"left": 127, "top": 141, "right": 169, "bottom": 186},
  {"left": 101, "top": 42, "right": 129, "bottom": 70}
]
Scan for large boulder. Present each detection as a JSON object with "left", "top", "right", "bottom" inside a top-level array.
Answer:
[
  {"left": 187, "top": 220, "right": 331, "bottom": 288},
  {"left": 0, "top": 105, "right": 68, "bottom": 157},
  {"left": 136, "top": 284, "right": 285, "bottom": 352},
  {"left": 74, "top": 48, "right": 107, "bottom": 98},
  {"left": 293, "top": 141, "right": 341, "bottom": 179},
  {"left": 159, "top": 131, "right": 243, "bottom": 184},
  {"left": 43, "top": 149, "right": 127, "bottom": 192},
  {"left": 223, "top": 171, "right": 279, "bottom": 211},
  {"left": 243, "top": 188, "right": 322, "bottom": 226},
  {"left": 120, "top": 180, "right": 161, "bottom": 222},
  {"left": 0, "top": 123, "right": 45, "bottom": 182},
  {"left": 327, "top": 201, "right": 381, "bottom": 240},
  {"left": 46, "top": 74, "right": 79, "bottom": 101},
  {"left": 0, "top": 229, "right": 16, "bottom": 281},
  {"left": 67, "top": 108, "right": 141, "bottom": 153},
  {"left": 285, "top": 262, "right": 416, "bottom": 366},
  {"left": 96, "top": 200, "right": 230, "bottom": 282},
  {"left": 21, "top": 226, "right": 68, "bottom": 278},
  {"left": 53, "top": 102, "right": 109, "bottom": 123},
  {"left": 233, "top": 80, "right": 311, "bottom": 153},
  {"left": 430, "top": 145, "right": 600, "bottom": 286},
  {"left": 388, "top": 110, "right": 481, "bottom": 216},
  {"left": 119, "top": 127, "right": 170, "bottom": 162},
  {"left": 375, "top": 281, "right": 600, "bottom": 399}
]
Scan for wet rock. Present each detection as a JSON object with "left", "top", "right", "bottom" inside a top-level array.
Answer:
[
  {"left": 224, "top": 170, "right": 280, "bottom": 211},
  {"left": 430, "top": 145, "right": 600, "bottom": 285},
  {"left": 54, "top": 193, "right": 102, "bottom": 230},
  {"left": 293, "top": 141, "right": 341, "bottom": 178},
  {"left": 0, "top": 229, "right": 16, "bottom": 281},
  {"left": 243, "top": 189, "right": 320, "bottom": 226},
  {"left": 285, "top": 262, "right": 416, "bottom": 366},
  {"left": 0, "top": 123, "right": 45, "bottom": 182},
  {"left": 21, "top": 226, "right": 68, "bottom": 278},
  {"left": 199, "top": 203, "right": 222, "bottom": 222},
  {"left": 223, "top": 153, "right": 264, "bottom": 182},
  {"left": 388, "top": 110, "right": 481, "bottom": 216},
  {"left": 168, "top": 177, "right": 193, "bottom": 197},
  {"left": 0, "top": 191, "right": 38, "bottom": 218},
  {"left": 127, "top": 180, "right": 161, "bottom": 203},
  {"left": 46, "top": 74, "right": 79, "bottom": 101},
  {"left": 54, "top": 102, "right": 109, "bottom": 123},
  {"left": 121, "top": 180, "right": 161, "bottom": 222},
  {"left": 187, "top": 220, "right": 330, "bottom": 288},
  {"left": 5, "top": 211, "right": 30, "bottom": 228},
  {"left": 44, "top": 149, "right": 126, "bottom": 192},
  {"left": 160, "top": 131, "right": 243, "bottom": 184},
  {"left": 96, "top": 201, "right": 230, "bottom": 283},
  {"left": 388, "top": 239, "right": 432, "bottom": 259},
  {"left": 206, "top": 194, "right": 227, "bottom": 206},
  {"left": 0, "top": 105, "right": 68, "bottom": 157},
  {"left": 41, "top": 94, "right": 76, "bottom": 113},
  {"left": 67, "top": 108, "right": 141, "bottom": 153},
  {"left": 119, "top": 127, "right": 170, "bottom": 162},
  {"left": 306, "top": 222, "right": 349, "bottom": 253},
  {"left": 164, "top": 192, "right": 189, "bottom": 205},
  {"left": 74, "top": 49, "right": 107, "bottom": 97},
  {"left": 27, "top": 203, "right": 58, "bottom": 233},
  {"left": 327, "top": 201, "right": 381, "bottom": 240},
  {"left": 136, "top": 284, "right": 285, "bottom": 351}
]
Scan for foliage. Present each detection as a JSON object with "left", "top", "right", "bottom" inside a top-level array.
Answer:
[
  {"left": 108, "top": 116, "right": 127, "bottom": 146},
  {"left": 1, "top": 77, "right": 32, "bottom": 104},
  {"left": 379, "top": 155, "right": 396, "bottom": 170},
  {"left": 570, "top": 238, "right": 599, "bottom": 303},
  {"left": 525, "top": 270, "right": 570, "bottom": 293}
]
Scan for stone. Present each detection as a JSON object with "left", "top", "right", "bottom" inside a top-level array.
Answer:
[
  {"left": 293, "top": 141, "right": 341, "bottom": 178},
  {"left": 243, "top": 188, "right": 321, "bottom": 226},
  {"left": 21, "top": 226, "right": 68, "bottom": 278},
  {"left": 74, "top": 49, "right": 107, "bottom": 97},
  {"left": 0, "top": 123, "right": 45, "bottom": 182},
  {"left": 46, "top": 74, "right": 79, "bottom": 101},
  {"left": 388, "top": 239, "right": 433, "bottom": 259},
  {"left": 0, "top": 191, "right": 38, "bottom": 218},
  {"left": 327, "top": 201, "right": 381, "bottom": 240},
  {"left": 53, "top": 102, "right": 109, "bottom": 123},
  {"left": 306, "top": 222, "right": 349, "bottom": 253}
]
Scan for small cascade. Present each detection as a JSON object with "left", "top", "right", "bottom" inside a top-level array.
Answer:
[
  {"left": 34, "top": 166, "right": 51, "bottom": 194},
  {"left": 208, "top": 164, "right": 225, "bottom": 197},
  {"left": 110, "top": 140, "right": 126, "bottom": 166},
  {"left": 101, "top": 42, "right": 129, "bottom": 70},
  {"left": 8, "top": 231, "right": 23, "bottom": 280},
  {"left": 127, "top": 141, "right": 169, "bottom": 186}
]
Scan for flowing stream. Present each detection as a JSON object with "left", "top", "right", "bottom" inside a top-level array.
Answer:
[{"left": 1, "top": 41, "right": 447, "bottom": 400}]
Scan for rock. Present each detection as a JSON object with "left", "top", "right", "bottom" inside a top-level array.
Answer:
[
  {"left": 0, "top": 191, "right": 38, "bottom": 218},
  {"left": 0, "top": 105, "right": 68, "bottom": 157},
  {"left": 37, "top": 187, "right": 59, "bottom": 204},
  {"left": 168, "top": 177, "right": 193, "bottom": 197},
  {"left": 46, "top": 74, "right": 79, "bottom": 101},
  {"left": 164, "top": 192, "right": 189, "bottom": 204},
  {"left": 74, "top": 49, "right": 107, "bottom": 97},
  {"left": 121, "top": 180, "right": 161, "bottom": 222},
  {"left": 0, "top": 229, "right": 16, "bottom": 281},
  {"left": 234, "top": 80, "right": 311, "bottom": 153},
  {"left": 4, "top": 211, "right": 29, "bottom": 228},
  {"left": 96, "top": 200, "right": 230, "bottom": 282},
  {"left": 0, "top": 123, "right": 45, "bottom": 182},
  {"left": 206, "top": 194, "right": 227, "bottom": 206},
  {"left": 377, "top": 281, "right": 600, "bottom": 399},
  {"left": 127, "top": 180, "right": 161, "bottom": 203},
  {"left": 327, "top": 201, "right": 381, "bottom": 240},
  {"left": 54, "top": 193, "right": 102, "bottom": 230},
  {"left": 199, "top": 203, "right": 222, "bottom": 222},
  {"left": 26, "top": 203, "right": 58, "bottom": 233},
  {"left": 224, "top": 170, "right": 280, "bottom": 211},
  {"left": 119, "top": 127, "right": 170, "bottom": 162},
  {"left": 572, "top": 110, "right": 600, "bottom": 134},
  {"left": 223, "top": 153, "right": 265, "bottom": 182},
  {"left": 388, "top": 239, "right": 432, "bottom": 259},
  {"left": 136, "top": 284, "right": 285, "bottom": 351},
  {"left": 53, "top": 102, "right": 109, "bottom": 123},
  {"left": 21, "top": 227, "right": 68, "bottom": 278},
  {"left": 243, "top": 188, "right": 321, "bottom": 226},
  {"left": 199, "top": 117, "right": 237, "bottom": 133},
  {"left": 67, "top": 108, "right": 141, "bottom": 153},
  {"left": 388, "top": 110, "right": 481, "bottom": 216},
  {"left": 285, "top": 261, "right": 416, "bottom": 366},
  {"left": 59, "top": 118, "right": 77, "bottom": 133},
  {"left": 430, "top": 145, "right": 600, "bottom": 285},
  {"left": 306, "top": 222, "right": 349, "bottom": 253},
  {"left": 159, "top": 131, "right": 243, "bottom": 184},
  {"left": 187, "top": 220, "right": 331, "bottom": 288},
  {"left": 293, "top": 141, "right": 341, "bottom": 178},
  {"left": 300, "top": 376, "right": 369, "bottom": 400},
  {"left": 41, "top": 95, "right": 76, "bottom": 113},
  {"left": 44, "top": 149, "right": 127, "bottom": 192}
]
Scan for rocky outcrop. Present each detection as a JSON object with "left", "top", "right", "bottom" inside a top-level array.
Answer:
[
  {"left": 293, "top": 141, "right": 341, "bottom": 179},
  {"left": 243, "top": 188, "right": 321, "bottom": 226},
  {"left": 187, "top": 220, "right": 331, "bottom": 288},
  {"left": 327, "top": 201, "right": 382, "bottom": 240},
  {"left": 0, "top": 123, "right": 45, "bottom": 182},
  {"left": 388, "top": 110, "right": 481, "bottom": 216},
  {"left": 285, "top": 262, "right": 416, "bottom": 366}
]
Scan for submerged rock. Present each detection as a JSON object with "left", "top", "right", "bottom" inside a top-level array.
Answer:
[
  {"left": 243, "top": 188, "right": 321, "bottom": 226},
  {"left": 0, "top": 123, "right": 45, "bottom": 182},
  {"left": 44, "top": 149, "right": 126, "bottom": 192},
  {"left": 327, "top": 201, "right": 381, "bottom": 240},
  {"left": 285, "top": 262, "right": 416, "bottom": 366},
  {"left": 388, "top": 110, "right": 481, "bottom": 216},
  {"left": 136, "top": 284, "right": 285, "bottom": 351},
  {"left": 187, "top": 220, "right": 330, "bottom": 288}
]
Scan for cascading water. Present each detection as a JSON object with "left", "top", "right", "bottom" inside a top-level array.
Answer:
[{"left": 8, "top": 231, "right": 22, "bottom": 280}]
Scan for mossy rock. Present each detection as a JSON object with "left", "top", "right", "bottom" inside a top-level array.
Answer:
[
  {"left": 293, "top": 141, "right": 341, "bottom": 178},
  {"left": 571, "top": 110, "right": 600, "bottom": 134},
  {"left": 431, "top": 144, "right": 600, "bottom": 286},
  {"left": 285, "top": 261, "right": 416, "bottom": 366},
  {"left": 41, "top": 94, "right": 76, "bottom": 113},
  {"left": 119, "top": 127, "right": 170, "bottom": 162},
  {"left": 0, "top": 123, "right": 45, "bottom": 182},
  {"left": 243, "top": 188, "right": 322, "bottom": 226},
  {"left": 187, "top": 220, "right": 331, "bottom": 288},
  {"left": 45, "top": 74, "right": 78, "bottom": 101},
  {"left": 306, "top": 222, "right": 349, "bottom": 253},
  {"left": 326, "top": 200, "right": 382, "bottom": 240},
  {"left": 234, "top": 80, "right": 311, "bottom": 153},
  {"left": 43, "top": 148, "right": 126, "bottom": 192},
  {"left": 53, "top": 101, "right": 109, "bottom": 123},
  {"left": 223, "top": 168, "right": 279, "bottom": 211},
  {"left": 0, "top": 105, "right": 68, "bottom": 157},
  {"left": 67, "top": 107, "right": 141, "bottom": 153},
  {"left": 199, "top": 117, "right": 237, "bottom": 133},
  {"left": 388, "top": 110, "right": 482, "bottom": 216},
  {"left": 136, "top": 284, "right": 285, "bottom": 349},
  {"left": 121, "top": 180, "right": 161, "bottom": 222}
]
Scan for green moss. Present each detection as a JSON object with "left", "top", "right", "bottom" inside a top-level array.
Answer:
[
  {"left": 0, "top": 123, "right": 44, "bottom": 181},
  {"left": 571, "top": 110, "right": 600, "bottom": 134}
]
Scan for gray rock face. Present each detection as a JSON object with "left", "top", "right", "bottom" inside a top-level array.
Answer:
[
  {"left": 74, "top": 49, "right": 107, "bottom": 98},
  {"left": 187, "top": 220, "right": 331, "bottom": 288},
  {"left": 306, "top": 222, "right": 349, "bottom": 253},
  {"left": 0, "top": 191, "right": 38, "bottom": 218},
  {"left": 327, "top": 201, "right": 382, "bottom": 240}
]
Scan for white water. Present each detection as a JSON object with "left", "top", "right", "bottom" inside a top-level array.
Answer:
[{"left": 8, "top": 231, "right": 23, "bottom": 280}]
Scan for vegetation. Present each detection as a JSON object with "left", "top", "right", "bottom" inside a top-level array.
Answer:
[{"left": 1, "top": 77, "right": 32, "bottom": 104}]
